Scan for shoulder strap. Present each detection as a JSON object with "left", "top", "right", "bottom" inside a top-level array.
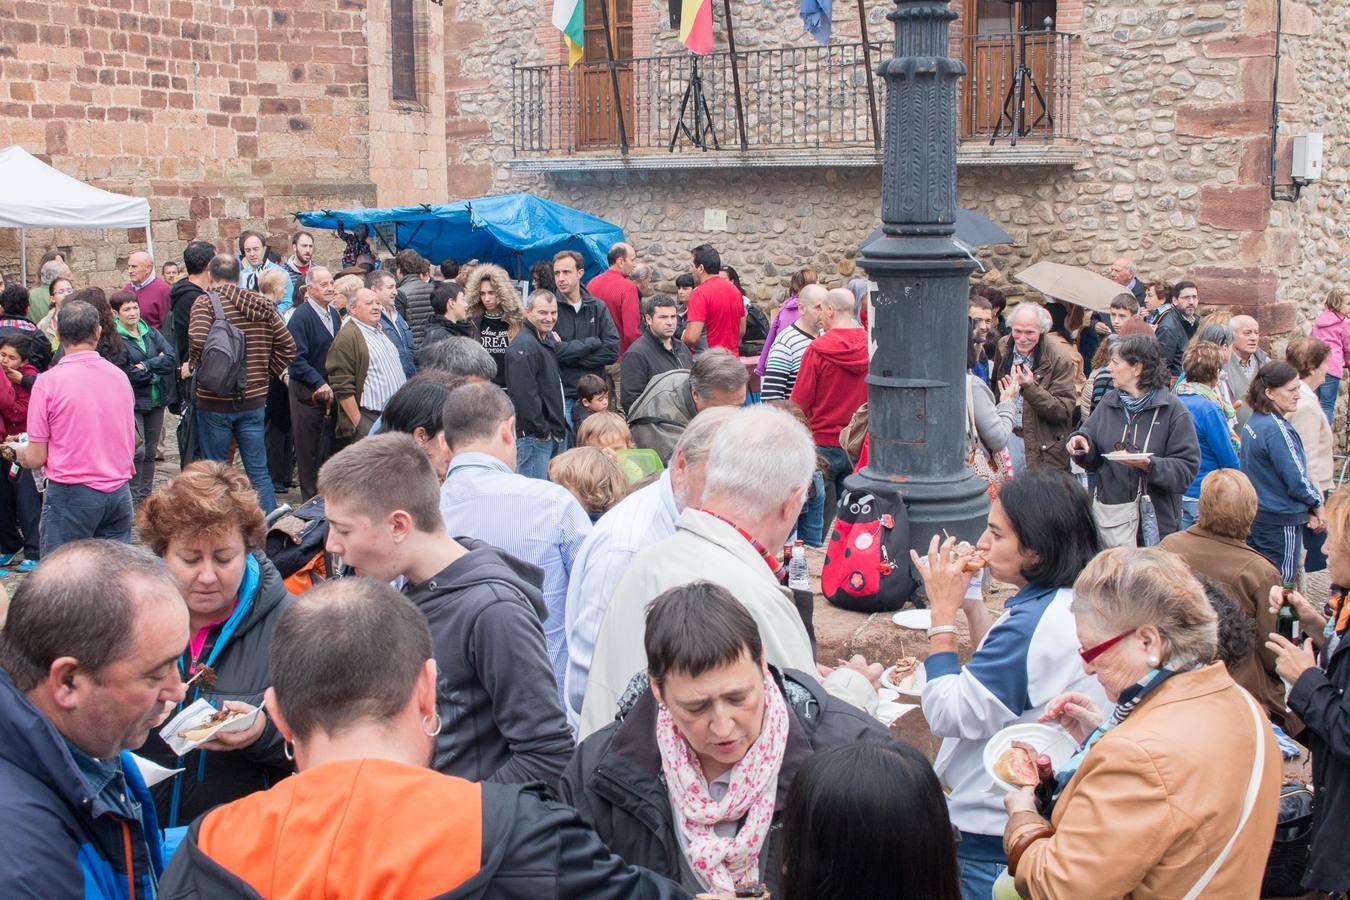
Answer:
[
  {"left": 1180, "top": 688, "right": 1267, "bottom": 900},
  {"left": 208, "top": 290, "right": 225, "bottom": 320}
]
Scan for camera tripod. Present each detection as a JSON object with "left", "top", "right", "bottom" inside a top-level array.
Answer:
[
  {"left": 669, "top": 57, "right": 718, "bottom": 151},
  {"left": 989, "top": 22, "right": 1054, "bottom": 146}
]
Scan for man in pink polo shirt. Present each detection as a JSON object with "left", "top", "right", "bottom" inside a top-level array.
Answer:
[{"left": 16, "top": 299, "right": 136, "bottom": 556}]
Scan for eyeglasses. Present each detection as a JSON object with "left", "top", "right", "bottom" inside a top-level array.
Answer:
[{"left": 1078, "top": 628, "right": 1135, "bottom": 664}]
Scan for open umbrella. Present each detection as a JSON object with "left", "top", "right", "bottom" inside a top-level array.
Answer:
[{"left": 1013, "top": 261, "right": 1125, "bottom": 314}]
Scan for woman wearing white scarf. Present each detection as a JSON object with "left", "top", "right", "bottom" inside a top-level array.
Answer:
[{"left": 562, "top": 581, "right": 893, "bottom": 897}]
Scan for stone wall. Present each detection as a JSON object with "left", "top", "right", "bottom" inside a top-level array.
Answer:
[
  {"left": 0, "top": 0, "right": 444, "bottom": 285},
  {"left": 451, "top": 0, "right": 1346, "bottom": 328}
]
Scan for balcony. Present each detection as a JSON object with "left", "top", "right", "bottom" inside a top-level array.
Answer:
[{"left": 509, "top": 31, "right": 1080, "bottom": 173}]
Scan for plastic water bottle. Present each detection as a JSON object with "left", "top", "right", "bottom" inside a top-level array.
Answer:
[{"left": 788, "top": 540, "right": 810, "bottom": 592}]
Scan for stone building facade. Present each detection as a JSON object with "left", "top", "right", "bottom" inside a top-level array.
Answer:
[{"left": 0, "top": 0, "right": 1344, "bottom": 335}]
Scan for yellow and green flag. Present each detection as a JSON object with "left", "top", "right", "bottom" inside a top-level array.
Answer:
[{"left": 552, "top": 0, "right": 585, "bottom": 67}]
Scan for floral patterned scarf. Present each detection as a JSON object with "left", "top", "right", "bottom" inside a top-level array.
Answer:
[
  {"left": 656, "top": 674, "right": 790, "bottom": 893},
  {"left": 1177, "top": 379, "right": 1241, "bottom": 452}
]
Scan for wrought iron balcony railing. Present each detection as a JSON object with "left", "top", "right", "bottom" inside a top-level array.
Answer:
[{"left": 510, "top": 32, "right": 1077, "bottom": 157}]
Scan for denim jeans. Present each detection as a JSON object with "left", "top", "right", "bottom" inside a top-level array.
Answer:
[
  {"left": 818, "top": 445, "right": 853, "bottom": 531},
  {"left": 1180, "top": 495, "right": 1199, "bottom": 531},
  {"left": 795, "top": 470, "right": 826, "bottom": 547},
  {"left": 40, "top": 481, "right": 133, "bottom": 558},
  {"left": 1317, "top": 374, "right": 1340, "bottom": 425},
  {"left": 517, "top": 435, "right": 561, "bottom": 480},
  {"left": 131, "top": 406, "right": 166, "bottom": 503},
  {"left": 956, "top": 849, "right": 1006, "bottom": 900},
  {"left": 195, "top": 406, "right": 277, "bottom": 512}
]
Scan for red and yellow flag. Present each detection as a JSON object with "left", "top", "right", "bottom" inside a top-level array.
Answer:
[{"left": 680, "top": 0, "right": 713, "bottom": 54}]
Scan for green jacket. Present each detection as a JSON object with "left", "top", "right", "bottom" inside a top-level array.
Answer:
[{"left": 324, "top": 320, "right": 369, "bottom": 440}]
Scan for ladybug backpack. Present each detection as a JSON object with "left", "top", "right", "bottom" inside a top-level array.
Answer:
[{"left": 822, "top": 484, "right": 918, "bottom": 613}]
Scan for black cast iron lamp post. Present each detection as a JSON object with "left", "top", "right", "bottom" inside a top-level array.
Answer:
[{"left": 854, "top": 0, "right": 989, "bottom": 546}]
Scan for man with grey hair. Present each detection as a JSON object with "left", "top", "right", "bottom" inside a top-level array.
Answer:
[
  {"left": 287, "top": 265, "right": 342, "bottom": 500},
  {"left": 628, "top": 262, "right": 655, "bottom": 298},
  {"left": 122, "top": 250, "right": 170, "bottom": 331},
  {"left": 27, "top": 252, "right": 70, "bottom": 325},
  {"left": 0, "top": 540, "right": 189, "bottom": 897},
  {"left": 17, "top": 302, "right": 137, "bottom": 554},
  {"left": 1225, "top": 313, "right": 1270, "bottom": 428},
  {"left": 578, "top": 404, "right": 876, "bottom": 738},
  {"left": 626, "top": 346, "right": 748, "bottom": 464},
  {"left": 992, "top": 301, "right": 1078, "bottom": 472},
  {"left": 417, "top": 334, "right": 498, "bottom": 380},
  {"left": 505, "top": 289, "right": 567, "bottom": 478},
  {"left": 563, "top": 405, "right": 737, "bottom": 723}
]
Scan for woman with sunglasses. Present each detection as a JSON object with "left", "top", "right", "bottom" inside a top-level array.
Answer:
[
  {"left": 912, "top": 470, "right": 1106, "bottom": 900},
  {"left": 1002, "top": 547, "right": 1281, "bottom": 898}
]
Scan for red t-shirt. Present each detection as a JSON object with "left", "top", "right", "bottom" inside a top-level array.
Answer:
[{"left": 686, "top": 277, "right": 745, "bottom": 354}]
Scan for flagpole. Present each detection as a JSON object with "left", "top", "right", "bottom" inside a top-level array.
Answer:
[
  {"left": 720, "top": 0, "right": 749, "bottom": 150},
  {"left": 596, "top": 0, "right": 630, "bottom": 154},
  {"left": 857, "top": 0, "right": 881, "bottom": 150}
]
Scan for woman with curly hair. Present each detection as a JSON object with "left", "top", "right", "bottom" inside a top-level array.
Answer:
[
  {"left": 134, "top": 461, "right": 294, "bottom": 828},
  {"left": 464, "top": 263, "right": 523, "bottom": 386}
]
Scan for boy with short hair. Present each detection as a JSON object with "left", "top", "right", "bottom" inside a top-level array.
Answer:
[
  {"left": 1109, "top": 292, "right": 1141, "bottom": 331},
  {"left": 318, "top": 432, "right": 574, "bottom": 787},
  {"left": 572, "top": 373, "right": 609, "bottom": 431}
]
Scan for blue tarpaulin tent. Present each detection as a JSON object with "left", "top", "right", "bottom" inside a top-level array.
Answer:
[{"left": 295, "top": 193, "right": 625, "bottom": 279}]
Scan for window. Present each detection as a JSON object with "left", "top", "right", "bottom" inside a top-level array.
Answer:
[{"left": 391, "top": 0, "right": 417, "bottom": 102}]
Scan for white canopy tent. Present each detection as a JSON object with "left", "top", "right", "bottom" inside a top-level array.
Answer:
[{"left": 0, "top": 145, "right": 152, "bottom": 283}]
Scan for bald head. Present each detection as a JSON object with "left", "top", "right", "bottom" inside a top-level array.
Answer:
[
  {"left": 127, "top": 251, "right": 154, "bottom": 284},
  {"left": 819, "top": 286, "right": 860, "bottom": 331},
  {"left": 350, "top": 287, "right": 382, "bottom": 326},
  {"left": 607, "top": 242, "right": 636, "bottom": 274},
  {"left": 1109, "top": 257, "right": 1136, "bottom": 287}
]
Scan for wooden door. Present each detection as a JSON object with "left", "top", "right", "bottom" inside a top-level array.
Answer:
[
  {"left": 575, "top": 0, "right": 635, "bottom": 148},
  {"left": 962, "top": 0, "right": 1057, "bottom": 138}
]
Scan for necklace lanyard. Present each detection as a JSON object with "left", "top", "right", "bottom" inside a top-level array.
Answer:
[{"left": 698, "top": 508, "right": 788, "bottom": 582}]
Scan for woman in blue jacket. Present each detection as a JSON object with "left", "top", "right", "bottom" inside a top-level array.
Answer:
[
  {"left": 1176, "top": 340, "right": 1241, "bottom": 529},
  {"left": 1240, "top": 360, "right": 1324, "bottom": 581}
]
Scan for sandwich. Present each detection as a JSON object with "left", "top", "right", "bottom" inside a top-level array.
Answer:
[{"left": 177, "top": 708, "right": 245, "bottom": 742}]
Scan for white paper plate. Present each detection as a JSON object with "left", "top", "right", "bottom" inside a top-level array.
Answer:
[
  {"left": 1103, "top": 451, "right": 1153, "bottom": 462},
  {"left": 981, "top": 722, "right": 1079, "bottom": 794},
  {"left": 891, "top": 608, "right": 932, "bottom": 630},
  {"left": 881, "top": 663, "right": 928, "bottom": 699},
  {"left": 877, "top": 688, "right": 900, "bottom": 704},
  {"left": 159, "top": 698, "right": 261, "bottom": 756},
  {"left": 128, "top": 753, "right": 184, "bottom": 789}
]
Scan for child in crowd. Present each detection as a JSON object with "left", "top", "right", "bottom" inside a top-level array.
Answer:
[
  {"left": 572, "top": 373, "right": 610, "bottom": 432},
  {"left": 548, "top": 448, "right": 628, "bottom": 522},
  {"left": 0, "top": 334, "right": 37, "bottom": 438},
  {"left": 336, "top": 222, "right": 374, "bottom": 269},
  {"left": 575, "top": 411, "right": 632, "bottom": 453},
  {"left": 0, "top": 333, "right": 40, "bottom": 572}
]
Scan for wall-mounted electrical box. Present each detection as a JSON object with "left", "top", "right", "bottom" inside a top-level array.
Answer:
[{"left": 1292, "top": 133, "right": 1323, "bottom": 182}]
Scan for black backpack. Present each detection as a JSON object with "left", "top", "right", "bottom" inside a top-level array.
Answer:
[
  {"left": 821, "top": 483, "right": 919, "bottom": 613},
  {"left": 195, "top": 291, "right": 247, "bottom": 399}
]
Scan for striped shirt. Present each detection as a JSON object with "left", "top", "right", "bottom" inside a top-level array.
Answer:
[
  {"left": 760, "top": 324, "right": 815, "bottom": 401},
  {"left": 440, "top": 452, "right": 592, "bottom": 704},
  {"left": 351, "top": 318, "right": 406, "bottom": 412}
]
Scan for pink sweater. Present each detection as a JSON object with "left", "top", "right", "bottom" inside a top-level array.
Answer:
[{"left": 1311, "top": 309, "right": 1350, "bottom": 377}]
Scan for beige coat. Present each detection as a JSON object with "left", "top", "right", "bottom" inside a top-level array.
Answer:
[
  {"left": 577, "top": 508, "right": 873, "bottom": 739},
  {"left": 1158, "top": 526, "right": 1287, "bottom": 727},
  {"left": 1011, "top": 663, "right": 1280, "bottom": 900},
  {"left": 1289, "top": 383, "right": 1334, "bottom": 490}
]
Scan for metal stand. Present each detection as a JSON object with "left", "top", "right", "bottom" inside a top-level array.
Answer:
[
  {"left": 669, "top": 57, "right": 718, "bottom": 151},
  {"left": 989, "top": 22, "right": 1053, "bottom": 146}
]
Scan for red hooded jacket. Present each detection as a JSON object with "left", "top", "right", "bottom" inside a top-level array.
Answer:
[{"left": 790, "top": 326, "right": 869, "bottom": 447}]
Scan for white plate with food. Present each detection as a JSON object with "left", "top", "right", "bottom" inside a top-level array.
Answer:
[
  {"left": 1103, "top": 451, "right": 1153, "bottom": 462},
  {"left": 159, "top": 698, "right": 261, "bottom": 755},
  {"left": 891, "top": 608, "right": 932, "bottom": 630},
  {"left": 881, "top": 656, "right": 928, "bottom": 699},
  {"left": 982, "top": 722, "right": 1078, "bottom": 793}
]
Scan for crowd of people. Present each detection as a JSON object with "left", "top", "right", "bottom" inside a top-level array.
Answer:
[{"left": 0, "top": 236, "right": 1345, "bottom": 900}]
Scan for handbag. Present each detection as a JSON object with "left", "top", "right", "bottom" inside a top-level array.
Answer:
[
  {"left": 1090, "top": 409, "right": 1161, "bottom": 549},
  {"left": 966, "top": 379, "right": 1010, "bottom": 497},
  {"left": 1261, "top": 782, "right": 1315, "bottom": 897}
]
